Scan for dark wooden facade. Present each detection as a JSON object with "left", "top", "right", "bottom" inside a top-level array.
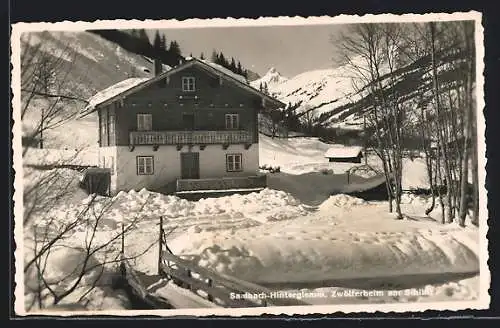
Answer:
[{"left": 97, "top": 64, "right": 273, "bottom": 148}]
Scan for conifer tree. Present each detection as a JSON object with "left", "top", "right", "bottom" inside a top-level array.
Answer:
[
  {"left": 160, "top": 35, "right": 167, "bottom": 51},
  {"left": 168, "top": 41, "right": 181, "bottom": 56},
  {"left": 219, "top": 52, "right": 226, "bottom": 66},
  {"left": 230, "top": 57, "right": 236, "bottom": 71},
  {"left": 137, "top": 29, "right": 150, "bottom": 44},
  {"left": 211, "top": 50, "right": 219, "bottom": 63},
  {"left": 153, "top": 30, "right": 162, "bottom": 54},
  {"left": 200, "top": 52, "right": 205, "bottom": 60}
]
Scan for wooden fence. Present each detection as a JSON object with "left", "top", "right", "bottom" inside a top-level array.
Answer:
[
  {"left": 156, "top": 216, "right": 309, "bottom": 308},
  {"left": 119, "top": 255, "right": 174, "bottom": 309}
]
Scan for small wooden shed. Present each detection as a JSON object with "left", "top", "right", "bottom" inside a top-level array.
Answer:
[
  {"left": 324, "top": 145, "right": 364, "bottom": 163},
  {"left": 79, "top": 167, "right": 111, "bottom": 196}
]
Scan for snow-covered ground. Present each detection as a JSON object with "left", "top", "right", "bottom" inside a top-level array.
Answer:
[
  {"left": 21, "top": 183, "right": 480, "bottom": 310},
  {"left": 18, "top": 135, "right": 484, "bottom": 312},
  {"left": 23, "top": 146, "right": 99, "bottom": 167},
  {"left": 259, "top": 134, "right": 430, "bottom": 191}
]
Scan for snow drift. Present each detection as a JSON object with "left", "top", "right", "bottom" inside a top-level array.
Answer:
[{"left": 169, "top": 195, "right": 479, "bottom": 285}]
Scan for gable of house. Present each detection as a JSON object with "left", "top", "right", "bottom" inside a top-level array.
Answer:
[
  {"left": 82, "top": 58, "right": 285, "bottom": 116},
  {"left": 90, "top": 59, "right": 286, "bottom": 149}
]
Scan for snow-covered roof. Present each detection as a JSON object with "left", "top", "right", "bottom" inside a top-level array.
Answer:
[
  {"left": 80, "top": 58, "right": 284, "bottom": 117},
  {"left": 199, "top": 59, "right": 248, "bottom": 84},
  {"left": 324, "top": 145, "right": 364, "bottom": 158},
  {"left": 83, "top": 77, "right": 150, "bottom": 113}
]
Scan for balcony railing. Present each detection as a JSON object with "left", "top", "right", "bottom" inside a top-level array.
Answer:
[{"left": 129, "top": 130, "right": 253, "bottom": 146}]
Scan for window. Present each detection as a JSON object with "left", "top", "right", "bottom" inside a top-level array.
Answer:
[
  {"left": 137, "top": 114, "right": 152, "bottom": 131},
  {"left": 225, "top": 114, "right": 239, "bottom": 130},
  {"left": 137, "top": 156, "right": 154, "bottom": 175},
  {"left": 226, "top": 154, "right": 243, "bottom": 172},
  {"left": 182, "top": 76, "right": 196, "bottom": 92}
]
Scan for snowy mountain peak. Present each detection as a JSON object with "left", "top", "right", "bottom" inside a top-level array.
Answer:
[
  {"left": 266, "top": 67, "right": 278, "bottom": 75},
  {"left": 251, "top": 67, "right": 288, "bottom": 89}
]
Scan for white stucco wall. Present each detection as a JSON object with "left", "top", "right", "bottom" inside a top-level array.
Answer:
[
  {"left": 115, "top": 145, "right": 181, "bottom": 193},
  {"left": 111, "top": 142, "right": 259, "bottom": 194},
  {"left": 199, "top": 143, "right": 259, "bottom": 178}
]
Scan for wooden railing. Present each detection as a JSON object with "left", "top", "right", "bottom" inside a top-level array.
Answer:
[
  {"left": 157, "top": 217, "right": 309, "bottom": 308},
  {"left": 129, "top": 130, "right": 253, "bottom": 146},
  {"left": 119, "top": 255, "right": 174, "bottom": 309},
  {"left": 176, "top": 175, "right": 267, "bottom": 192}
]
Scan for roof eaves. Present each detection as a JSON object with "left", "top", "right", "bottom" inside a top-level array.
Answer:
[
  {"left": 191, "top": 59, "right": 285, "bottom": 108},
  {"left": 81, "top": 58, "right": 285, "bottom": 116}
]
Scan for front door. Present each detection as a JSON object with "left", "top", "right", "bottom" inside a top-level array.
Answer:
[{"left": 180, "top": 152, "right": 200, "bottom": 179}]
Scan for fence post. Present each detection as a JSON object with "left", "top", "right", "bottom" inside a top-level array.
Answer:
[
  {"left": 207, "top": 279, "right": 214, "bottom": 302},
  {"left": 121, "top": 222, "right": 125, "bottom": 255},
  {"left": 158, "top": 216, "right": 164, "bottom": 276}
]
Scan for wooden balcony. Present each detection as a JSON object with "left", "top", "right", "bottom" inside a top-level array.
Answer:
[{"left": 129, "top": 130, "right": 253, "bottom": 146}]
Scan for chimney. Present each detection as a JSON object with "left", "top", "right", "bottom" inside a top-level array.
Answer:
[{"left": 154, "top": 59, "right": 163, "bottom": 76}]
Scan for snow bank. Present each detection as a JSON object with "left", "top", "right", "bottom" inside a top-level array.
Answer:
[
  {"left": 168, "top": 198, "right": 479, "bottom": 285},
  {"left": 318, "top": 194, "right": 367, "bottom": 210},
  {"left": 24, "top": 247, "right": 104, "bottom": 288},
  {"left": 23, "top": 246, "right": 127, "bottom": 311},
  {"left": 102, "top": 188, "right": 307, "bottom": 225},
  {"left": 170, "top": 223, "right": 478, "bottom": 285},
  {"left": 29, "top": 187, "right": 310, "bottom": 276}
]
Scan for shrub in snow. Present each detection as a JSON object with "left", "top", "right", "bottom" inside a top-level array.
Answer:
[
  {"left": 269, "top": 166, "right": 281, "bottom": 173},
  {"left": 320, "top": 168, "right": 334, "bottom": 175}
]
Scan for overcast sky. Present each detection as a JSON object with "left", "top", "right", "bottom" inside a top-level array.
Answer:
[{"left": 148, "top": 24, "right": 348, "bottom": 78}]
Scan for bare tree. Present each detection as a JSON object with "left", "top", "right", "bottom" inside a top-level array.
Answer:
[
  {"left": 339, "top": 23, "right": 406, "bottom": 217},
  {"left": 20, "top": 32, "right": 89, "bottom": 155},
  {"left": 25, "top": 194, "right": 158, "bottom": 310},
  {"left": 338, "top": 21, "right": 479, "bottom": 225},
  {"left": 17, "top": 32, "right": 158, "bottom": 311},
  {"left": 423, "top": 21, "right": 477, "bottom": 225}
]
